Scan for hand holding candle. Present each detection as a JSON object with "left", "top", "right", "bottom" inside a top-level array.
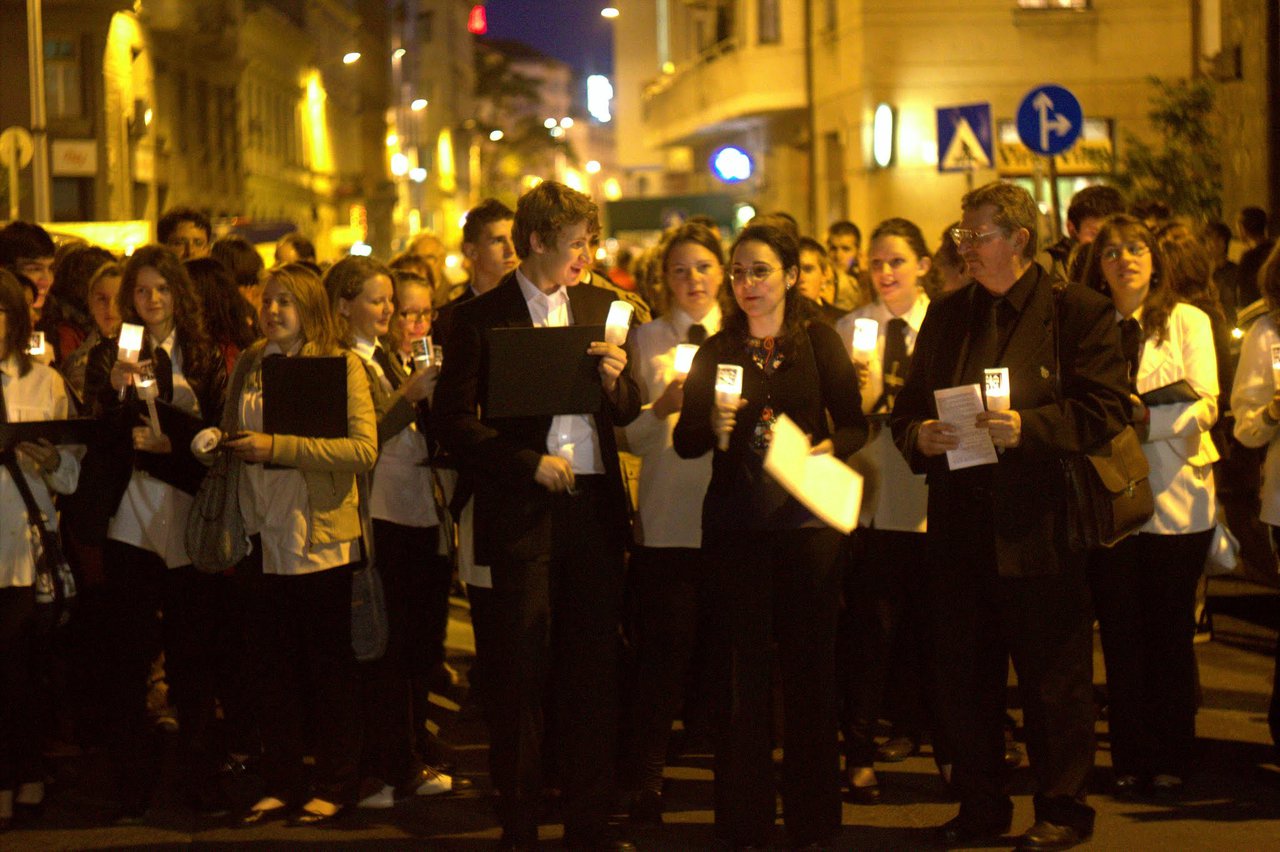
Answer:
[
  {"left": 983, "top": 368, "right": 1010, "bottom": 412},
  {"left": 134, "top": 360, "right": 163, "bottom": 438},
  {"left": 714, "top": 363, "right": 744, "bottom": 451},
  {"left": 605, "top": 300, "right": 635, "bottom": 347},
  {"left": 674, "top": 343, "right": 698, "bottom": 378}
]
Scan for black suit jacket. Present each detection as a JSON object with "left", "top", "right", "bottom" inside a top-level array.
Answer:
[
  {"left": 431, "top": 272, "right": 642, "bottom": 565},
  {"left": 890, "top": 265, "right": 1129, "bottom": 577}
]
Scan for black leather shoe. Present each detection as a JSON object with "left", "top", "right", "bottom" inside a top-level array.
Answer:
[
  {"left": 630, "top": 788, "right": 664, "bottom": 823},
  {"left": 935, "top": 813, "right": 1012, "bottom": 846},
  {"left": 1014, "top": 820, "right": 1089, "bottom": 850},
  {"left": 877, "top": 736, "right": 918, "bottom": 762},
  {"left": 844, "top": 783, "right": 882, "bottom": 805}
]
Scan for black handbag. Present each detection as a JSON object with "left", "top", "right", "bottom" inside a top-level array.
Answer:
[
  {"left": 1051, "top": 286, "right": 1154, "bottom": 550},
  {"left": 4, "top": 452, "right": 77, "bottom": 628}
]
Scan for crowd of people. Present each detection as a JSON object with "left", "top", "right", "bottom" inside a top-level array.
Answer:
[{"left": 0, "top": 178, "right": 1278, "bottom": 852}]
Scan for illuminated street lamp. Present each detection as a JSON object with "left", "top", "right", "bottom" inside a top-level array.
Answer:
[
  {"left": 601, "top": 7, "right": 619, "bottom": 18},
  {"left": 343, "top": 51, "right": 361, "bottom": 64},
  {"left": 411, "top": 98, "right": 428, "bottom": 111},
  {"left": 489, "top": 129, "right": 504, "bottom": 142},
  {"left": 393, "top": 48, "right": 406, "bottom": 60}
]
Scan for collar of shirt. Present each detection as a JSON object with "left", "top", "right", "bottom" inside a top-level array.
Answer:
[
  {"left": 865, "top": 291, "right": 930, "bottom": 333},
  {"left": 670, "top": 303, "right": 722, "bottom": 340},
  {"left": 262, "top": 339, "right": 302, "bottom": 358},
  {"left": 516, "top": 268, "right": 568, "bottom": 311},
  {"left": 998, "top": 264, "right": 1040, "bottom": 315},
  {"left": 351, "top": 334, "right": 379, "bottom": 363},
  {"left": 1114, "top": 304, "right": 1146, "bottom": 324},
  {"left": 150, "top": 328, "right": 177, "bottom": 356}
]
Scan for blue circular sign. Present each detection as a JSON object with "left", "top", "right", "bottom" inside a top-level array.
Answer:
[
  {"left": 1016, "top": 84, "right": 1083, "bottom": 156},
  {"left": 711, "top": 146, "right": 753, "bottom": 183}
]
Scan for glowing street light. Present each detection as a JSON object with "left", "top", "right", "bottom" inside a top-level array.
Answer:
[
  {"left": 559, "top": 117, "right": 574, "bottom": 129},
  {"left": 411, "top": 98, "right": 428, "bottom": 111},
  {"left": 342, "top": 51, "right": 361, "bottom": 64},
  {"left": 543, "top": 117, "right": 558, "bottom": 129},
  {"left": 601, "top": 7, "right": 619, "bottom": 18},
  {"left": 489, "top": 129, "right": 505, "bottom": 142},
  {"left": 393, "top": 48, "right": 406, "bottom": 60},
  {"left": 585, "top": 160, "right": 602, "bottom": 174}
]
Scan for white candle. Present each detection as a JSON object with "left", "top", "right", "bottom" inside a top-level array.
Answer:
[
  {"left": 411, "top": 335, "right": 434, "bottom": 369},
  {"left": 714, "top": 363, "right": 744, "bottom": 451},
  {"left": 984, "top": 367, "right": 1010, "bottom": 412},
  {"left": 605, "top": 300, "right": 634, "bottom": 346},
  {"left": 674, "top": 343, "right": 698, "bottom": 377},
  {"left": 27, "top": 331, "right": 45, "bottom": 356},
  {"left": 851, "top": 318, "right": 879, "bottom": 363},
  {"left": 432, "top": 344, "right": 444, "bottom": 367},
  {"left": 135, "top": 360, "right": 163, "bottom": 437},
  {"left": 118, "top": 322, "right": 145, "bottom": 364}
]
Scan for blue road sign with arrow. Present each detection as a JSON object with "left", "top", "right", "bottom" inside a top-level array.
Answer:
[{"left": 1016, "top": 84, "right": 1083, "bottom": 156}]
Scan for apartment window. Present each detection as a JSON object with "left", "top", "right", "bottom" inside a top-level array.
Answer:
[
  {"left": 44, "top": 37, "right": 83, "bottom": 119},
  {"left": 1017, "top": 0, "right": 1090, "bottom": 8},
  {"left": 51, "top": 177, "right": 92, "bottom": 221},
  {"left": 758, "top": 0, "right": 780, "bottom": 44}
]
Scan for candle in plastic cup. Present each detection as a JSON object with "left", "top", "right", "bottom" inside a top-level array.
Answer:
[
  {"left": 604, "top": 300, "right": 634, "bottom": 346},
  {"left": 411, "top": 336, "right": 434, "bottom": 369},
  {"left": 432, "top": 344, "right": 444, "bottom": 367},
  {"left": 1271, "top": 343, "right": 1280, "bottom": 388},
  {"left": 714, "top": 363, "right": 744, "bottom": 450},
  {"left": 984, "top": 368, "right": 1010, "bottom": 412},
  {"left": 135, "top": 361, "right": 163, "bottom": 437},
  {"left": 27, "top": 331, "right": 45, "bottom": 356},
  {"left": 674, "top": 343, "right": 698, "bottom": 377},
  {"left": 851, "top": 318, "right": 879, "bottom": 363},
  {"left": 118, "top": 323, "right": 145, "bottom": 364}
]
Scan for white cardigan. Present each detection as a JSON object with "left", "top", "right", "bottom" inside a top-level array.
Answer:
[
  {"left": 1232, "top": 311, "right": 1280, "bottom": 526},
  {"left": 1133, "top": 302, "right": 1219, "bottom": 534}
]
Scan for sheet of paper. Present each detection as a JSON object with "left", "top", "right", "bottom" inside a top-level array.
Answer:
[
  {"left": 933, "top": 384, "right": 998, "bottom": 470},
  {"left": 763, "top": 413, "right": 864, "bottom": 534}
]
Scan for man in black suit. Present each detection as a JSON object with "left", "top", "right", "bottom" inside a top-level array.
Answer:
[
  {"left": 891, "top": 183, "right": 1130, "bottom": 851},
  {"left": 435, "top": 199, "right": 518, "bottom": 349},
  {"left": 433, "top": 181, "right": 640, "bottom": 851}
]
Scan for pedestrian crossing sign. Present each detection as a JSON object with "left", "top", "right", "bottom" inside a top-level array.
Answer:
[{"left": 936, "top": 103, "right": 993, "bottom": 173}]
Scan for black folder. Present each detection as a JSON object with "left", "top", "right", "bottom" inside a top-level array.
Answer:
[
  {"left": 0, "top": 418, "right": 96, "bottom": 451},
  {"left": 484, "top": 325, "right": 605, "bottom": 418},
  {"left": 135, "top": 400, "right": 207, "bottom": 495},
  {"left": 1139, "top": 379, "right": 1199, "bottom": 407},
  {"left": 262, "top": 356, "right": 348, "bottom": 438}
]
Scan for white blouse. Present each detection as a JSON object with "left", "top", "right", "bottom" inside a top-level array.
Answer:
[
  {"left": 1232, "top": 311, "right": 1280, "bottom": 526},
  {"left": 0, "top": 356, "right": 81, "bottom": 588}
]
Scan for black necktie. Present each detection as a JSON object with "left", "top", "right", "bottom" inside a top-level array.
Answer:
[
  {"left": 372, "top": 346, "right": 401, "bottom": 391},
  {"left": 0, "top": 370, "right": 8, "bottom": 424},
  {"left": 881, "top": 317, "right": 909, "bottom": 410},
  {"left": 687, "top": 323, "right": 707, "bottom": 345},
  {"left": 965, "top": 292, "right": 1002, "bottom": 385},
  {"left": 1119, "top": 317, "right": 1143, "bottom": 390},
  {"left": 153, "top": 344, "right": 174, "bottom": 403}
]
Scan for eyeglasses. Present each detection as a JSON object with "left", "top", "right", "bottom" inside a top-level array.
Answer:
[
  {"left": 1100, "top": 242, "right": 1150, "bottom": 263},
  {"left": 950, "top": 228, "right": 1004, "bottom": 248},
  {"left": 729, "top": 264, "right": 781, "bottom": 285},
  {"left": 398, "top": 309, "right": 433, "bottom": 323}
]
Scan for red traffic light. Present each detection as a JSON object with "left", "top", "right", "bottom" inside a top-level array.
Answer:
[{"left": 468, "top": 5, "right": 487, "bottom": 34}]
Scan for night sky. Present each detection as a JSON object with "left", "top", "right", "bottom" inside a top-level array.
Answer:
[{"left": 482, "top": 0, "right": 616, "bottom": 77}]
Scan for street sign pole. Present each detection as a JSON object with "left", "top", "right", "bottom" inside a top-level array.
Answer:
[
  {"left": 1047, "top": 155, "right": 1061, "bottom": 242},
  {"left": 26, "top": 0, "right": 51, "bottom": 222}
]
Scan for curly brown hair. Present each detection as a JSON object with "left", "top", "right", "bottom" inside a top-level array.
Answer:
[{"left": 119, "top": 244, "right": 221, "bottom": 379}]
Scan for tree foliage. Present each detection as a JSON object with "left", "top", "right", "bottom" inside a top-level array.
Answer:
[{"left": 1112, "top": 76, "right": 1223, "bottom": 222}]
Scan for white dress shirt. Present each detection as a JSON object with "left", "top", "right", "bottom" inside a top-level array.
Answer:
[
  {"left": 1130, "top": 302, "right": 1219, "bottom": 534},
  {"left": 0, "top": 356, "right": 81, "bottom": 588},
  {"left": 623, "top": 305, "right": 722, "bottom": 548},
  {"left": 351, "top": 335, "right": 439, "bottom": 528},
  {"left": 238, "top": 341, "right": 359, "bottom": 575},
  {"left": 1233, "top": 311, "right": 1280, "bottom": 525},
  {"left": 836, "top": 294, "right": 930, "bottom": 532},
  {"left": 107, "top": 332, "right": 199, "bottom": 568},
  {"left": 516, "top": 269, "right": 604, "bottom": 474}
]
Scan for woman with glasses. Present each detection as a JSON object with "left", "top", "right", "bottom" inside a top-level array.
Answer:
[
  {"left": 1080, "top": 214, "right": 1219, "bottom": 798},
  {"left": 674, "top": 223, "right": 868, "bottom": 849},
  {"left": 621, "top": 223, "right": 726, "bottom": 823},
  {"left": 323, "top": 258, "right": 463, "bottom": 807}
]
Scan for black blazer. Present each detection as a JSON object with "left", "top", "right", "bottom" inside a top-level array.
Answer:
[
  {"left": 431, "top": 272, "right": 642, "bottom": 565},
  {"left": 889, "top": 265, "right": 1129, "bottom": 577}
]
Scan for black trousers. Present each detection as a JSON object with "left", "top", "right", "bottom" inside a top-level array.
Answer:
[
  {"left": 1088, "top": 529, "right": 1212, "bottom": 778},
  {"left": 926, "top": 517, "right": 1096, "bottom": 833},
  {"left": 706, "top": 526, "right": 843, "bottom": 847},
  {"left": 0, "top": 586, "right": 38, "bottom": 792},
  {"left": 245, "top": 548, "right": 361, "bottom": 806},
  {"left": 487, "top": 476, "right": 626, "bottom": 844},
  {"left": 360, "top": 520, "right": 442, "bottom": 787},
  {"left": 624, "top": 544, "right": 718, "bottom": 795},
  {"left": 841, "top": 527, "right": 934, "bottom": 767},
  {"left": 103, "top": 541, "right": 234, "bottom": 806}
]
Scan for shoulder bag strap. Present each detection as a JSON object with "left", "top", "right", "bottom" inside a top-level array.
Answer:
[{"left": 3, "top": 451, "right": 50, "bottom": 528}]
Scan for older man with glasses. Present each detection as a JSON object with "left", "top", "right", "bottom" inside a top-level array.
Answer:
[{"left": 891, "top": 182, "right": 1130, "bottom": 851}]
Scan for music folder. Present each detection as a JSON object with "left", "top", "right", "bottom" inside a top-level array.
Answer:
[
  {"left": 0, "top": 418, "right": 96, "bottom": 451},
  {"left": 1139, "top": 379, "right": 1199, "bottom": 407},
  {"left": 484, "top": 325, "right": 605, "bottom": 418},
  {"left": 262, "top": 355, "right": 348, "bottom": 438}
]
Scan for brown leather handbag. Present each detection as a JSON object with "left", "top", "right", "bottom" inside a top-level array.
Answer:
[{"left": 1051, "top": 286, "right": 1154, "bottom": 550}]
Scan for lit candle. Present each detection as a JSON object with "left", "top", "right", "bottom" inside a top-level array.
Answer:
[
  {"left": 1271, "top": 343, "right": 1280, "bottom": 389},
  {"left": 851, "top": 318, "right": 879, "bottom": 363},
  {"left": 118, "top": 323, "right": 145, "bottom": 365},
  {"left": 27, "top": 331, "right": 45, "bottom": 356},
  {"left": 134, "top": 360, "right": 163, "bottom": 437},
  {"left": 674, "top": 343, "right": 698, "bottom": 378},
  {"left": 605, "top": 300, "right": 634, "bottom": 346},
  {"left": 714, "top": 363, "right": 744, "bottom": 451},
  {"left": 984, "top": 367, "right": 1010, "bottom": 412}
]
